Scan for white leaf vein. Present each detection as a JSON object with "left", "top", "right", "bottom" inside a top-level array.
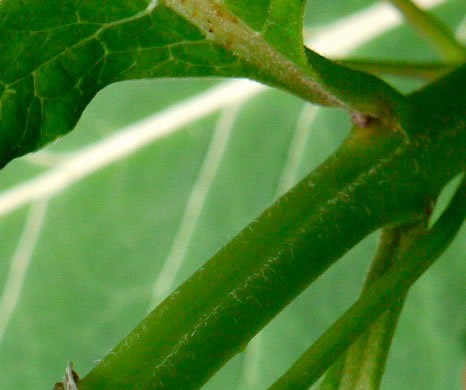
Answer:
[
  {"left": 147, "top": 102, "right": 242, "bottom": 309},
  {"left": 0, "top": 199, "right": 48, "bottom": 344}
]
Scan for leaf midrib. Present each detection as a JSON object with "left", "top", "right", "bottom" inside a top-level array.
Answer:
[{"left": 163, "top": 0, "right": 345, "bottom": 108}]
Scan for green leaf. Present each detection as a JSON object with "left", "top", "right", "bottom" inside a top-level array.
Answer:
[
  {"left": 0, "top": 0, "right": 239, "bottom": 165},
  {"left": 0, "top": 0, "right": 410, "bottom": 168},
  {"left": 0, "top": 0, "right": 310, "bottom": 166}
]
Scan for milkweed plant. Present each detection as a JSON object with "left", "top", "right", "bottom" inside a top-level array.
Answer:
[{"left": 0, "top": 0, "right": 464, "bottom": 389}]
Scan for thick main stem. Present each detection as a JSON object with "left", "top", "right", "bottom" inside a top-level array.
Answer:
[
  {"left": 268, "top": 180, "right": 465, "bottom": 390},
  {"left": 79, "top": 65, "right": 465, "bottom": 390}
]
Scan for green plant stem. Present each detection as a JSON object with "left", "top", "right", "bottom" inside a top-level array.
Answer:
[
  {"left": 303, "top": 48, "right": 410, "bottom": 129},
  {"left": 78, "top": 65, "right": 465, "bottom": 390},
  {"left": 79, "top": 124, "right": 409, "bottom": 390},
  {"left": 318, "top": 224, "right": 423, "bottom": 390},
  {"left": 338, "top": 59, "right": 458, "bottom": 80},
  {"left": 387, "top": 0, "right": 466, "bottom": 61},
  {"left": 316, "top": 300, "right": 406, "bottom": 390},
  {"left": 268, "top": 178, "right": 465, "bottom": 390},
  {"left": 165, "top": 0, "right": 408, "bottom": 126}
]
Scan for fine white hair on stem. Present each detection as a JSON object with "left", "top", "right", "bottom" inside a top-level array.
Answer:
[{"left": 237, "top": 103, "right": 319, "bottom": 390}]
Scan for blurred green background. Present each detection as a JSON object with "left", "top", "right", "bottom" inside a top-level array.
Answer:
[{"left": 0, "top": 1, "right": 464, "bottom": 389}]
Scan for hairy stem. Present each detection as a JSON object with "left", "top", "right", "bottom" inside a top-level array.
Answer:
[
  {"left": 78, "top": 65, "right": 465, "bottom": 390},
  {"left": 268, "top": 179, "right": 465, "bottom": 390}
]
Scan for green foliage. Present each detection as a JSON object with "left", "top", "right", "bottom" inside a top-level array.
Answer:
[
  {"left": 0, "top": 0, "right": 243, "bottom": 165},
  {"left": 0, "top": 1, "right": 464, "bottom": 390},
  {"left": 0, "top": 0, "right": 413, "bottom": 167}
]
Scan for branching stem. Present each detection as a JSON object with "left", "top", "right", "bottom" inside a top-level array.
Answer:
[
  {"left": 78, "top": 66, "right": 466, "bottom": 390},
  {"left": 317, "top": 224, "right": 424, "bottom": 389},
  {"left": 268, "top": 178, "right": 465, "bottom": 390}
]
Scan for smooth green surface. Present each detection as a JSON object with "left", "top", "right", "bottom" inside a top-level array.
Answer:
[
  {"left": 338, "top": 60, "right": 459, "bottom": 80},
  {"left": 0, "top": 2, "right": 464, "bottom": 390},
  {"left": 388, "top": 0, "right": 466, "bottom": 61}
]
